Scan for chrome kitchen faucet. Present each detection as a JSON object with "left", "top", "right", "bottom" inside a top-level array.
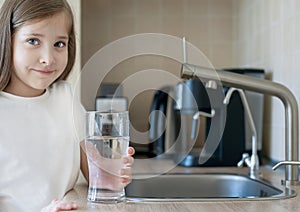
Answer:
[
  {"left": 223, "top": 87, "right": 260, "bottom": 179},
  {"left": 181, "top": 63, "right": 300, "bottom": 186}
]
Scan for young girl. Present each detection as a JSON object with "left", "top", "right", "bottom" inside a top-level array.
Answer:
[{"left": 0, "top": 0, "right": 134, "bottom": 211}]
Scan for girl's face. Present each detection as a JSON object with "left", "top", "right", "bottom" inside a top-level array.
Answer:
[{"left": 6, "top": 11, "right": 70, "bottom": 97}]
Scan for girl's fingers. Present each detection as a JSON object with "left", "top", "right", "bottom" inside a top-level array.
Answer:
[
  {"left": 120, "top": 167, "right": 132, "bottom": 176},
  {"left": 122, "top": 156, "right": 134, "bottom": 165},
  {"left": 127, "top": 147, "right": 135, "bottom": 156},
  {"left": 119, "top": 167, "right": 132, "bottom": 186},
  {"left": 121, "top": 176, "right": 132, "bottom": 185},
  {"left": 43, "top": 199, "right": 78, "bottom": 212}
]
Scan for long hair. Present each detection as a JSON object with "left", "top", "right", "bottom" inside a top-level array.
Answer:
[{"left": 0, "top": 0, "right": 76, "bottom": 91}]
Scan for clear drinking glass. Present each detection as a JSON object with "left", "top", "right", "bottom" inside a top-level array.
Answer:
[{"left": 85, "top": 111, "right": 129, "bottom": 203}]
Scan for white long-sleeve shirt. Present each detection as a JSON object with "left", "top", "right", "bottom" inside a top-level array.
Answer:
[{"left": 0, "top": 81, "right": 85, "bottom": 212}]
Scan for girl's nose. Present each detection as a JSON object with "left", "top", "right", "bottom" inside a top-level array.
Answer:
[{"left": 39, "top": 48, "right": 55, "bottom": 65}]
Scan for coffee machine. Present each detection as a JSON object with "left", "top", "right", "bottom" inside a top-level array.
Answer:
[{"left": 148, "top": 68, "right": 265, "bottom": 167}]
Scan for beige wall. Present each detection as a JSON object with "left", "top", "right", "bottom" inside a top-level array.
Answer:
[
  {"left": 81, "top": 0, "right": 234, "bottom": 142},
  {"left": 233, "top": 0, "right": 300, "bottom": 161},
  {"left": 81, "top": 0, "right": 234, "bottom": 68}
]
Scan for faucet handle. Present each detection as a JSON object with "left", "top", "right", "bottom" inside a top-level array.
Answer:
[{"left": 237, "top": 153, "right": 250, "bottom": 167}]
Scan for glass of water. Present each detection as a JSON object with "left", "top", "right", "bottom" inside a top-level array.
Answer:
[{"left": 85, "top": 111, "right": 129, "bottom": 203}]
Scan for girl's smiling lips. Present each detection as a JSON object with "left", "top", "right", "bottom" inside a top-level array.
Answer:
[{"left": 32, "top": 69, "right": 55, "bottom": 74}]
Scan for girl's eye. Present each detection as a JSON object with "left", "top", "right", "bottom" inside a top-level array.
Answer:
[
  {"left": 27, "top": 38, "right": 39, "bottom": 45},
  {"left": 54, "top": 41, "right": 66, "bottom": 48}
]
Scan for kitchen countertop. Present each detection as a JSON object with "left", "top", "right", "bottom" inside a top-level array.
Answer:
[{"left": 64, "top": 159, "right": 300, "bottom": 211}]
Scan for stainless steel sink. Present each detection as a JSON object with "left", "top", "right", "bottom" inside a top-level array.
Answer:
[{"left": 125, "top": 173, "right": 296, "bottom": 201}]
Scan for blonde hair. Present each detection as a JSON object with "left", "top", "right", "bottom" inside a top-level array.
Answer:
[{"left": 0, "top": 0, "right": 76, "bottom": 91}]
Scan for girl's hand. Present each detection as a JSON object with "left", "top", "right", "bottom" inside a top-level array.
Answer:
[
  {"left": 42, "top": 148, "right": 135, "bottom": 212},
  {"left": 85, "top": 144, "right": 135, "bottom": 190},
  {"left": 41, "top": 199, "right": 78, "bottom": 212},
  {"left": 121, "top": 147, "right": 135, "bottom": 186}
]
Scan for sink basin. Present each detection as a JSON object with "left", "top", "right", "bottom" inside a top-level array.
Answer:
[{"left": 125, "top": 173, "right": 296, "bottom": 201}]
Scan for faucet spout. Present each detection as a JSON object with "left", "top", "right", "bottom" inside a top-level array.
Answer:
[{"left": 181, "top": 63, "right": 299, "bottom": 186}]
